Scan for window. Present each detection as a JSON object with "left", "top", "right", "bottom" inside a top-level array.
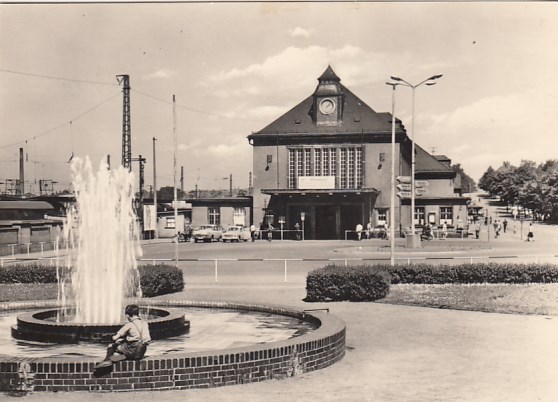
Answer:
[
  {"left": 286, "top": 146, "right": 363, "bottom": 189},
  {"left": 314, "top": 148, "right": 321, "bottom": 176},
  {"left": 377, "top": 209, "right": 388, "bottom": 225},
  {"left": 165, "top": 217, "right": 176, "bottom": 229},
  {"left": 288, "top": 149, "right": 296, "bottom": 189},
  {"left": 440, "top": 207, "right": 453, "bottom": 226},
  {"left": 233, "top": 207, "right": 245, "bottom": 226},
  {"left": 208, "top": 207, "right": 220, "bottom": 226},
  {"left": 414, "top": 207, "right": 426, "bottom": 226}
]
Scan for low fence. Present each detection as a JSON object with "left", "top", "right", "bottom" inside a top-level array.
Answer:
[
  {"left": 0, "top": 240, "right": 68, "bottom": 258},
  {"left": 3, "top": 255, "right": 558, "bottom": 283}
]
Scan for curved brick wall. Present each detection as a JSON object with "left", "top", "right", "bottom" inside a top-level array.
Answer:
[{"left": 0, "top": 299, "right": 346, "bottom": 393}]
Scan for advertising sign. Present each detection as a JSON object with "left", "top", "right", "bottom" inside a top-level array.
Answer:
[
  {"left": 143, "top": 205, "right": 157, "bottom": 231},
  {"left": 298, "top": 176, "right": 335, "bottom": 189}
]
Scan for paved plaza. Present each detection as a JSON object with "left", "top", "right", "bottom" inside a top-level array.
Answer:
[{"left": 7, "top": 196, "right": 558, "bottom": 401}]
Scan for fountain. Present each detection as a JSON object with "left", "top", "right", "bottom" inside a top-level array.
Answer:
[
  {"left": 1, "top": 157, "right": 346, "bottom": 393},
  {"left": 11, "top": 157, "right": 189, "bottom": 343}
]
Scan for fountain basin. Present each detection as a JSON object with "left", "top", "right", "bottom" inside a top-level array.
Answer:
[
  {"left": 11, "top": 307, "right": 189, "bottom": 343},
  {"left": 0, "top": 299, "right": 346, "bottom": 393}
]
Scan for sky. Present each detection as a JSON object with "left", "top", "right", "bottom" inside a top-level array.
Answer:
[{"left": 1, "top": 2, "right": 557, "bottom": 195}]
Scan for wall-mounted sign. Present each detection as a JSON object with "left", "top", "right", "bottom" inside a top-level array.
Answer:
[
  {"left": 143, "top": 205, "right": 157, "bottom": 231},
  {"left": 415, "top": 180, "right": 429, "bottom": 188},
  {"left": 397, "top": 176, "right": 412, "bottom": 183},
  {"left": 298, "top": 176, "right": 335, "bottom": 189}
]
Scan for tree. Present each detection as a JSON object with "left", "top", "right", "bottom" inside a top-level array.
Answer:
[
  {"left": 478, "top": 166, "right": 497, "bottom": 194},
  {"left": 157, "top": 186, "right": 187, "bottom": 201},
  {"left": 451, "top": 163, "right": 476, "bottom": 193}
]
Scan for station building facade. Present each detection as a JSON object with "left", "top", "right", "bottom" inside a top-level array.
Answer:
[{"left": 248, "top": 66, "right": 469, "bottom": 240}]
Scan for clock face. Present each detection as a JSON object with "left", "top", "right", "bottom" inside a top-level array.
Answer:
[{"left": 319, "top": 98, "right": 336, "bottom": 115}]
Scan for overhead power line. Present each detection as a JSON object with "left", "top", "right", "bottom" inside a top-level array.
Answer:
[
  {"left": 131, "top": 88, "right": 266, "bottom": 123},
  {"left": 0, "top": 68, "right": 118, "bottom": 86},
  {"left": 0, "top": 91, "right": 121, "bottom": 150}
]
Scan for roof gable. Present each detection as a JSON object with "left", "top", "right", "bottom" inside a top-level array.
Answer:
[{"left": 252, "top": 84, "right": 403, "bottom": 136}]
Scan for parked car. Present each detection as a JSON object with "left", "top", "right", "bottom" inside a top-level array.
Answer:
[
  {"left": 192, "top": 225, "right": 223, "bottom": 242},
  {"left": 222, "top": 226, "right": 251, "bottom": 242}
]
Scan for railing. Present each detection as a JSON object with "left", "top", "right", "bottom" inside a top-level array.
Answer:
[
  {"left": 2, "top": 255, "right": 558, "bottom": 282},
  {"left": 0, "top": 240, "right": 69, "bottom": 258}
]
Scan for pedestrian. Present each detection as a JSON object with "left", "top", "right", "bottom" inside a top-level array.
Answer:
[
  {"left": 250, "top": 223, "right": 256, "bottom": 242},
  {"left": 267, "top": 223, "right": 274, "bottom": 241},
  {"left": 383, "top": 222, "right": 389, "bottom": 240},
  {"left": 366, "top": 221, "right": 372, "bottom": 239},
  {"left": 475, "top": 222, "right": 480, "bottom": 239},
  {"left": 441, "top": 221, "right": 447, "bottom": 240},
  {"left": 527, "top": 222, "right": 534, "bottom": 242},
  {"left": 294, "top": 222, "right": 301, "bottom": 240},
  {"left": 94, "top": 304, "right": 151, "bottom": 370},
  {"left": 503, "top": 219, "right": 508, "bottom": 233},
  {"left": 355, "top": 223, "right": 363, "bottom": 241}
]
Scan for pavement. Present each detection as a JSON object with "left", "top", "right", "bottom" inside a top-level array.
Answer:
[{"left": 5, "top": 193, "right": 558, "bottom": 401}]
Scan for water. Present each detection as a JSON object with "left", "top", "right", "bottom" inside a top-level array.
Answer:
[
  {"left": 59, "top": 157, "right": 142, "bottom": 324},
  {"left": 1, "top": 308, "right": 316, "bottom": 359}
]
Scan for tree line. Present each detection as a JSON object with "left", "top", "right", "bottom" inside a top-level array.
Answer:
[{"left": 478, "top": 160, "right": 558, "bottom": 222}]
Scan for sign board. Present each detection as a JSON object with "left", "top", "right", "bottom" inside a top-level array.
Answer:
[
  {"left": 415, "top": 188, "right": 429, "bottom": 195},
  {"left": 415, "top": 180, "right": 429, "bottom": 188},
  {"left": 397, "top": 176, "right": 412, "bottom": 184},
  {"left": 397, "top": 191, "right": 412, "bottom": 198},
  {"left": 298, "top": 176, "right": 335, "bottom": 189},
  {"left": 143, "top": 205, "right": 157, "bottom": 231},
  {"left": 397, "top": 183, "right": 412, "bottom": 191},
  {"left": 300, "top": 212, "right": 306, "bottom": 221},
  {"left": 171, "top": 201, "right": 192, "bottom": 209}
]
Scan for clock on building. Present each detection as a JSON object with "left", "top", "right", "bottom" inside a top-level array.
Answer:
[{"left": 319, "top": 98, "right": 336, "bottom": 115}]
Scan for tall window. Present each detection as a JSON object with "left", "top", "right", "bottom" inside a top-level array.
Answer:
[
  {"left": 440, "top": 207, "right": 453, "bottom": 225},
  {"left": 288, "top": 149, "right": 296, "bottom": 189},
  {"left": 414, "top": 207, "right": 426, "bottom": 226},
  {"left": 339, "top": 148, "right": 347, "bottom": 188},
  {"left": 377, "top": 209, "right": 388, "bottom": 225},
  {"left": 208, "top": 207, "right": 220, "bottom": 226},
  {"left": 314, "top": 148, "right": 321, "bottom": 176},
  {"left": 287, "top": 146, "right": 363, "bottom": 189},
  {"left": 233, "top": 207, "right": 245, "bottom": 226}
]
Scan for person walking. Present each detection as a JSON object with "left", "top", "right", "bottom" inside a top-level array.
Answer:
[
  {"left": 503, "top": 219, "right": 508, "bottom": 233},
  {"left": 294, "top": 222, "right": 301, "bottom": 240},
  {"left": 267, "top": 223, "right": 274, "bottom": 241},
  {"left": 475, "top": 221, "right": 480, "bottom": 239},
  {"left": 250, "top": 224, "right": 256, "bottom": 242},
  {"left": 356, "top": 223, "right": 363, "bottom": 241},
  {"left": 441, "top": 221, "right": 448, "bottom": 240},
  {"left": 527, "top": 222, "right": 534, "bottom": 242}
]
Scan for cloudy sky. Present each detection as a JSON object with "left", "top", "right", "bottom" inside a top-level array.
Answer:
[{"left": 1, "top": 2, "right": 557, "bottom": 194}]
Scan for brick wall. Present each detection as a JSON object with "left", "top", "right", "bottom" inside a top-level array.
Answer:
[{"left": 0, "top": 300, "right": 346, "bottom": 393}]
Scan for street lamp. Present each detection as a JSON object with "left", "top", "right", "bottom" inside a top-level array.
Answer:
[
  {"left": 390, "top": 74, "right": 442, "bottom": 248},
  {"left": 385, "top": 82, "right": 399, "bottom": 265}
]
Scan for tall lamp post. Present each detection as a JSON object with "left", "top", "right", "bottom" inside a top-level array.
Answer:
[
  {"left": 385, "top": 82, "right": 399, "bottom": 265},
  {"left": 390, "top": 74, "right": 443, "bottom": 248}
]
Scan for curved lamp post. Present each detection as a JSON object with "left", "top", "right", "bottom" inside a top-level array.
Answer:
[{"left": 390, "top": 74, "right": 443, "bottom": 248}]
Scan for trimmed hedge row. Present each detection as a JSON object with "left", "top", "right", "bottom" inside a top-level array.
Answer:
[
  {"left": 386, "top": 262, "right": 558, "bottom": 284},
  {"left": 138, "top": 264, "right": 184, "bottom": 297},
  {"left": 306, "top": 265, "right": 391, "bottom": 302},
  {"left": 0, "top": 264, "right": 184, "bottom": 297},
  {"left": 306, "top": 263, "right": 558, "bottom": 302}
]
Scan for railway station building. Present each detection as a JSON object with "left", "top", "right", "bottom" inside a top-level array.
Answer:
[{"left": 248, "top": 66, "right": 469, "bottom": 240}]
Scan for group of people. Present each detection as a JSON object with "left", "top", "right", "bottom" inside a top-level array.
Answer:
[{"left": 355, "top": 222, "right": 390, "bottom": 241}]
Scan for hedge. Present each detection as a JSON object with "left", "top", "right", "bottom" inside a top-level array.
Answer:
[
  {"left": 385, "top": 262, "right": 558, "bottom": 284},
  {"left": 0, "top": 264, "right": 184, "bottom": 297},
  {"left": 305, "top": 263, "right": 558, "bottom": 302},
  {"left": 306, "top": 265, "right": 391, "bottom": 302}
]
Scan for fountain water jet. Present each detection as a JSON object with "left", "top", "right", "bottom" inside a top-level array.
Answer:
[{"left": 64, "top": 157, "right": 142, "bottom": 324}]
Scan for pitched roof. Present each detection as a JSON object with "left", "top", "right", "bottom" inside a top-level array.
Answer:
[
  {"left": 415, "top": 145, "right": 455, "bottom": 174},
  {"left": 251, "top": 83, "right": 404, "bottom": 136},
  {"left": 0, "top": 200, "right": 54, "bottom": 210}
]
